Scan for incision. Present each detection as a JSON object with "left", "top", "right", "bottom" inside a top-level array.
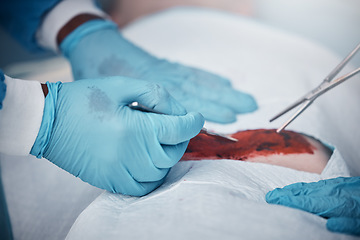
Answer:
[{"left": 181, "top": 129, "right": 332, "bottom": 174}]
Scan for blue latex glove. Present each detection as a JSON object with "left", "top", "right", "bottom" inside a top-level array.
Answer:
[
  {"left": 266, "top": 177, "right": 360, "bottom": 236},
  {"left": 30, "top": 77, "right": 204, "bottom": 196},
  {"left": 60, "top": 20, "right": 257, "bottom": 124}
]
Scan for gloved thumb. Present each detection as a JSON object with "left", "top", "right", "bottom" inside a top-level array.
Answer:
[
  {"left": 150, "top": 111, "right": 205, "bottom": 145},
  {"left": 327, "top": 217, "right": 360, "bottom": 236}
]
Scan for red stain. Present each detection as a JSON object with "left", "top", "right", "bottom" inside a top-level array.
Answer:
[{"left": 181, "top": 129, "right": 314, "bottom": 161}]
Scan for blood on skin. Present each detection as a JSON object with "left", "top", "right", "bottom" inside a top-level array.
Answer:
[{"left": 181, "top": 129, "right": 315, "bottom": 161}]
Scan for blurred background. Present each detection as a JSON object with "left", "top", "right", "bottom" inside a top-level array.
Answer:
[{"left": 1, "top": 0, "right": 360, "bottom": 71}]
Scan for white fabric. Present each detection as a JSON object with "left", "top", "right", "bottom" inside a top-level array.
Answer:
[
  {"left": 0, "top": 76, "right": 44, "bottom": 156},
  {"left": 1, "top": 153, "right": 103, "bottom": 240},
  {"left": 66, "top": 160, "right": 348, "bottom": 240},
  {"left": 66, "top": 7, "right": 360, "bottom": 240},
  {"left": 36, "top": 0, "right": 108, "bottom": 51}
]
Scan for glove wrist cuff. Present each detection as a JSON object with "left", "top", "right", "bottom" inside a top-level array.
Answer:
[
  {"left": 57, "top": 13, "right": 104, "bottom": 47},
  {"left": 60, "top": 20, "right": 118, "bottom": 58},
  {"left": 30, "top": 82, "right": 62, "bottom": 158}
]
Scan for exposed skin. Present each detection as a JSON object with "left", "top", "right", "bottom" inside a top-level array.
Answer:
[{"left": 246, "top": 135, "right": 331, "bottom": 174}]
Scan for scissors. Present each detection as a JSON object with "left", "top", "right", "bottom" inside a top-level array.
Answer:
[
  {"left": 270, "top": 42, "right": 360, "bottom": 133},
  {"left": 128, "top": 101, "right": 238, "bottom": 142}
]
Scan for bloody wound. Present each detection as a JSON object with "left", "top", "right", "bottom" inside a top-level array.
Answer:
[{"left": 181, "top": 129, "right": 314, "bottom": 161}]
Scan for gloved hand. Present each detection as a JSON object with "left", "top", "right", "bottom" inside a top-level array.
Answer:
[
  {"left": 266, "top": 177, "right": 360, "bottom": 236},
  {"left": 30, "top": 77, "right": 204, "bottom": 196},
  {"left": 60, "top": 20, "right": 257, "bottom": 123}
]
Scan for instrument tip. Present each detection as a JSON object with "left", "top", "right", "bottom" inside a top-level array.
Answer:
[{"left": 276, "top": 127, "right": 284, "bottom": 133}]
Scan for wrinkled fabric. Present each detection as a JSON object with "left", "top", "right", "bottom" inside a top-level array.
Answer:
[
  {"left": 66, "top": 156, "right": 350, "bottom": 240},
  {"left": 66, "top": 7, "right": 359, "bottom": 240},
  {"left": 0, "top": 164, "right": 13, "bottom": 240}
]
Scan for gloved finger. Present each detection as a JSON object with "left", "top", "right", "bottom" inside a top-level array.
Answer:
[
  {"left": 188, "top": 67, "right": 232, "bottom": 87},
  {"left": 224, "top": 89, "right": 257, "bottom": 114},
  {"left": 327, "top": 217, "right": 360, "bottom": 236},
  {"left": 133, "top": 115, "right": 190, "bottom": 169},
  {"left": 123, "top": 179, "right": 165, "bottom": 197},
  {"left": 112, "top": 120, "right": 171, "bottom": 182},
  {"left": 111, "top": 79, "right": 187, "bottom": 116},
  {"left": 154, "top": 141, "right": 189, "bottom": 168},
  {"left": 185, "top": 99, "right": 237, "bottom": 123},
  {"left": 265, "top": 182, "right": 322, "bottom": 199},
  {"left": 168, "top": 89, "right": 237, "bottom": 123},
  {"left": 105, "top": 163, "right": 166, "bottom": 196},
  {"left": 145, "top": 75, "right": 246, "bottom": 122},
  {"left": 153, "top": 61, "right": 232, "bottom": 88},
  {"left": 267, "top": 178, "right": 357, "bottom": 197},
  {"left": 148, "top": 69, "right": 257, "bottom": 116},
  {"left": 124, "top": 152, "right": 170, "bottom": 183},
  {"left": 266, "top": 189, "right": 359, "bottom": 218},
  {"left": 289, "top": 177, "right": 360, "bottom": 192},
  {"left": 181, "top": 80, "right": 257, "bottom": 114},
  {"left": 210, "top": 87, "right": 257, "bottom": 114},
  {"left": 130, "top": 137, "right": 188, "bottom": 171},
  {"left": 149, "top": 111, "right": 204, "bottom": 145}
]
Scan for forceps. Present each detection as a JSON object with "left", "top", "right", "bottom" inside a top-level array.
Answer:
[
  {"left": 128, "top": 101, "right": 238, "bottom": 142},
  {"left": 270, "top": 42, "right": 360, "bottom": 133}
]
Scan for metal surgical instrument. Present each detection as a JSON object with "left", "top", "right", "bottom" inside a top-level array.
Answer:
[
  {"left": 128, "top": 101, "right": 238, "bottom": 142},
  {"left": 270, "top": 42, "right": 360, "bottom": 133}
]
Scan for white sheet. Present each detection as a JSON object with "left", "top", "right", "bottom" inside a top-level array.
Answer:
[{"left": 66, "top": 7, "right": 360, "bottom": 240}]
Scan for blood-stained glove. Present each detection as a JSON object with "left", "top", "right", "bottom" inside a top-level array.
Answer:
[
  {"left": 30, "top": 77, "right": 204, "bottom": 196},
  {"left": 60, "top": 20, "right": 257, "bottom": 123},
  {"left": 266, "top": 177, "right": 360, "bottom": 236}
]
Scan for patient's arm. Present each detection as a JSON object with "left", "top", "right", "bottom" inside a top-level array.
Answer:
[{"left": 181, "top": 129, "right": 332, "bottom": 174}]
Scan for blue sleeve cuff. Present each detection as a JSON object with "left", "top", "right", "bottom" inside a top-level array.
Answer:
[
  {"left": 0, "top": 70, "right": 6, "bottom": 110},
  {"left": 0, "top": 0, "right": 60, "bottom": 51}
]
